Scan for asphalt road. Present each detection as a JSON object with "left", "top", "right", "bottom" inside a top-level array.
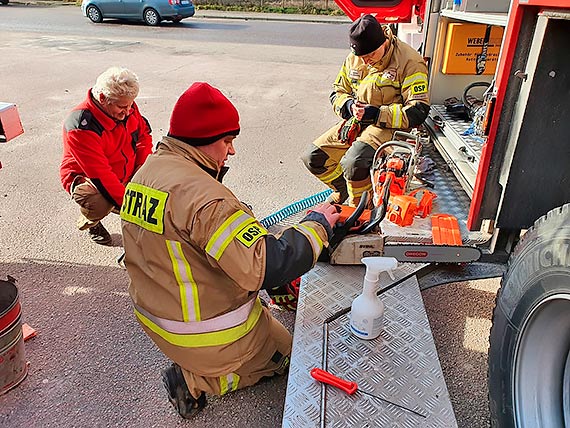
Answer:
[{"left": 0, "top": 5, "right": 498, "bottom": 427}]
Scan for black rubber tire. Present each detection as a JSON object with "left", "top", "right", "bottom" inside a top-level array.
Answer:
[
  {"left": 488, "top": 203, "right": 570, "bottom": 428},
  {"left": 0, "top": 0, "right": 9, "bottom": 5},
  {"left": 86, "top": 5, "right": 103, "bottom": 23},
  {"left": 143, "top": 8, "right": 161, "bottom": 26}
]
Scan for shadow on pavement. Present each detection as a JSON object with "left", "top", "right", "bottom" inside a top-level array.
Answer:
[
  {"left": 0, "top": 259, "right": 293, "bottom": 428},
  {"left": 423, "top": 280, "right": 498, "bottom": 428}
]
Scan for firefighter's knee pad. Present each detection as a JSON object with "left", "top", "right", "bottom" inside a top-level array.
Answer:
[
  {"left": 340, "top": 141, "right": 376, "bottom": 181},
  {"left": 301, "top": 145, "right": 328, "bottom": 175}
]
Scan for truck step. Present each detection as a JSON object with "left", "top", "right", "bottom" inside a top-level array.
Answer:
[{"left": 282, "top": 262, "right": 457, "bottom": 427}]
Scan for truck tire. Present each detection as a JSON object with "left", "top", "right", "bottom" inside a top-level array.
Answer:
[{"left": 488, "top": 203, "right": 570, "bottom": 428}]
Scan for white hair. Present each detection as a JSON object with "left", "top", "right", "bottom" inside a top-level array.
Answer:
[{"left": 92, "top": 67, "right": 140, "bottom": 102}]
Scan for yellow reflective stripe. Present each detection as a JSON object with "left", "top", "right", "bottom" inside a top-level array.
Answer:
[
  {"left": 402, "top": 72, "right": 428, "bottom": 89},
  {"left": 347, "top": 182, "right": 373, "bottom": 198},
  {"left": 206, "top": 210, "right": 255, "bottom": 261},
  {"left": 220, "top": 373, "right": 240, "bottom": 395},
  {"left": 337, "top": 65, "right": 349, "bottom": 81},
  {"left": 391, "top": 104, "right": 403, "bottom": 128},
  {"left": 334, "top": 93, "right": 352, "bottom": 116},
  {"left": 134, "top": 298, "right": 263, "bottom": 348},
  {"left": 336, "top": 94, "right": 351, "bottom": 104},
  {"left": 319, "top": 164, "right": 343, "bottom": 184},
  {"left": 360, "top": 75, "right": 377, "bottom": 86},
  {"left": 166, "top": 240, "right": 200, "bottom": 322},
  {"left": 373, "top": 75, "right": 401, "bottom": 88},
  {"left": 294, "top": 224, "right": 323, "bottom": 262},
  {"left": 360, "top": 74, "right": 400, "bottom": 88},
  {"left": 220, "top": 376, "right": 228, "bottom": 395}
]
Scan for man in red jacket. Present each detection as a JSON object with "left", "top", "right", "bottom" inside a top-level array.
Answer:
[{"left": 60, "top": 67, "right": 153, "bottom": 245}]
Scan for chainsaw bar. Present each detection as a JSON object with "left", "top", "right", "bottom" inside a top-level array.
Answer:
[{"left": 383, "top": 244, "right": 481, "bottom": 263}]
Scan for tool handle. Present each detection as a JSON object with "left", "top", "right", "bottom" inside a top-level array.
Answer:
[{"left": 310, "top": 368, "right": 358, "bottom": 395}]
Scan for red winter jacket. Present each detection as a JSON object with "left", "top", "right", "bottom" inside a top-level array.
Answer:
[{"left": 60, "top": 90, "right": 153, "bottom": 208}]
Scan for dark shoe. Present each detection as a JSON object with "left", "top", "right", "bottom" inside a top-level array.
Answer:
[
  {"left": 87, "top": 223, "right": 112, "bottom": 246},
  {"left": 161, "top": 363, "right": 206, "bottom": 419}
]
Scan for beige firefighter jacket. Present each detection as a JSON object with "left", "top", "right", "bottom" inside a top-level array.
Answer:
[
  {"left": 331, "top": 26, "right": 430, "bottom": 130},
  {"left": 120, "top": 136, "right": 329, "bottom": 378}
]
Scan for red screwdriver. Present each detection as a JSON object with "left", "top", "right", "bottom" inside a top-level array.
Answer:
[{"left": 310, "top": 368, "right": 426, "bottom": 418}]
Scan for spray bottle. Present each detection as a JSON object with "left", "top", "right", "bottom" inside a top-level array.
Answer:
[{"left": 350, "top": 257, "right": 398, "bottom": 340}]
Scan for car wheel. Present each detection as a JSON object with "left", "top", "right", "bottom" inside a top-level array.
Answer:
[
  {"left": 86, "top": 5, "right": 103, "bottom": 23},
  {"left": 143, "top": 8, "right": 161, "bottom": 26},
  {"left": 1, "top": 0, "right": 9, "bottom": 5},
  {"left": 488, "top": 203, "right": 570, "bottom": 428}
]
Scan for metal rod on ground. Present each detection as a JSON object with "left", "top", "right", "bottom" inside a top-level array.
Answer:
[
  {"left": 357, "top": 390, "right": 427, "bottom": 418},
  {"left": 319, "top": 322, "right": 328, "bottom": 428}
]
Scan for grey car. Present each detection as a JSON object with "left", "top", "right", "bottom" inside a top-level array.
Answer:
[{"left": 81, "top": 0, "right": 195, "bottom": 26}]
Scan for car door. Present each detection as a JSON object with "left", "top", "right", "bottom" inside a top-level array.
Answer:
[
  {"left": 96, "top": 0, "right": 125, "bottom": 16},
  {"left": 121, "top": 0, "right": 146, "bottom": 18}
]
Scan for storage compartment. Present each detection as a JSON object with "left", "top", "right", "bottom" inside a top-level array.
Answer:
[
  {"left": 420, "top": 2, "right": 507, "bottom": 201},
  {"left": 442, "top": 23, "right": 504, "bottom": 75}
]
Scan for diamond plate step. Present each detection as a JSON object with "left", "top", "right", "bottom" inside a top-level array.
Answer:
[{"left": 282, "top": 263, "right": 457, "bottom": 428}]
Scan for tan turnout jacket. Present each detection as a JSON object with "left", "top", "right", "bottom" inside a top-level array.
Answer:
[
  {"left": 121, "top": 136, "right": 329, "bottom": 395},
  {"left": 331, "top": 26, "right": 430, "bottom": 130}
]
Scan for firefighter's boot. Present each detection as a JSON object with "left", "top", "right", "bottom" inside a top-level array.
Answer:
[{"left": 161, "top": 363, "right": 206, "bottom": 419}]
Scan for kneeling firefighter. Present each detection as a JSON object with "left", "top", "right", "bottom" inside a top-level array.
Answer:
[{"left": 120, "top": 82, "right": 340, "bottom": 418}]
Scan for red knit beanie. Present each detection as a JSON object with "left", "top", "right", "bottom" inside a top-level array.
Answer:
[{"left": 168, "top": 82, "right": 240, "bottom": 146}]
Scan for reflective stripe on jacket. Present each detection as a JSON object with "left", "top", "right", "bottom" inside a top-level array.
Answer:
[
  {"left": 331, "top": 26, "right": 430, "bottom": 129},
  {"left": 133, "top": 298, "right": 263, "bottom": 348}
]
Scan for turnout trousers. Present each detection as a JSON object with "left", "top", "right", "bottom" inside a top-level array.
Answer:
[
  {"left": 144, "top": 307, "right": 293, "bottom": 399},
  {"left": 302, "top": 122, "right": 395, "bottom": 206}
]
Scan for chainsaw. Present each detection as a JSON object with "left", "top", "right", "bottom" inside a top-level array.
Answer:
[{"left": 323, "top": 131, "right": 481, "bottom": 265}]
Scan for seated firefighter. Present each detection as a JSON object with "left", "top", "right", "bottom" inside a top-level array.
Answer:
[
  {"left": 302, "top": 14, "right": 430, "bottom": 207},
  {"left": 60, "top": 66, "right": 153, "bottom": 245},
  {"left": 120, "top": 82, "right": 340, "bottom": 418}
]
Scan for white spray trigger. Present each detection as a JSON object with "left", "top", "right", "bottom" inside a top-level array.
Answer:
[{"left": 361, "top": 257, "right": 398, "bottom": 281}]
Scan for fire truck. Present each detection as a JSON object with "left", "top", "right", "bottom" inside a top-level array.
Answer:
[{"left": 281, "top": 0, "right": 570, "bottom": 426}]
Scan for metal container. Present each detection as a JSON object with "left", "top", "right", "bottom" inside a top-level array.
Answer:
[{"left": 0, "top": 279, "right": 28, "bottom": 395}]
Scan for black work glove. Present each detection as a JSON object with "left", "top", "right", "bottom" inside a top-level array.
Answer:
[
  {"left": 340, "top": 99, "right": 355, "bottom": 120},
  {"left": 301, "top": 210, "right": 334, "bottom": 240},
  {"left": 360, "top": 104, "right": 380, "bottom": 126}
]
